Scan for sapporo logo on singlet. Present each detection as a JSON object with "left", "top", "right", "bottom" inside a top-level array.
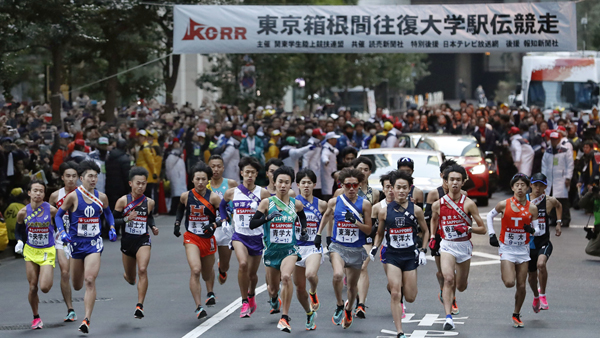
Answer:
[{"left": 84, "top": 206, "right": 95, "bottom": 218}]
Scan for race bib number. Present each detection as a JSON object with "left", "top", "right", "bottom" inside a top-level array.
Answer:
[
  {"left": 125, "top": 216, "right": 148, "bottom": 235},
  {"left": 335, "top": 221, "right": 359, "bottom": 243},
  {"left": 296, "top": 221, "right": 318, "bottom": 241},
  {"left": 188, "top": 215, "right": 210, "bottom": 235},
  {"left": 28, "top": 227, "right": 50, "bottom": 247},
  {"left": 441, "top": 215, "right": 468, "bottom": 240},
  {"left": 270, "top": 222, "right": 293, "bottom": 244},
  {"left": 77, "top": 217, "right": 100, "bottom": 237},
  {"left": 504, "top": 229, "right": 527, "bottom": 246},
  {"left": 234, "top": 208, "right": 254, "bottom": 229},
  {"left": 389, "top": 227, "right": 414, "bottom": 249}
]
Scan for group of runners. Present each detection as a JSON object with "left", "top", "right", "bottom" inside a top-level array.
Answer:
[{"left": 14, "top": 153, "right": 561, "bottom": 337}]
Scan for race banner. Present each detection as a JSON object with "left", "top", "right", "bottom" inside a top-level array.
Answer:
[{"left": 174, "top": 2, "right": 576, "bottom": 54}]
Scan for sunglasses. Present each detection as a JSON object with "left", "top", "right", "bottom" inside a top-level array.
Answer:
[{"left": 343, "top": 183, "right": 359, "bottom": 189}]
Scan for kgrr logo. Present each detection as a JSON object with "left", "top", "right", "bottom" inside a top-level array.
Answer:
[{"left": 182, "top": 18, "right": 247, "bottom": 41}]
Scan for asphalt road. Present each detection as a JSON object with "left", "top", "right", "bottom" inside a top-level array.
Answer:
[{"left": 1, "top": 191, "right": 599, "bottom": 338}]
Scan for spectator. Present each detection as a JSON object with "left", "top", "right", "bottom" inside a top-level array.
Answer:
[
  {"left": 51, "top": 132, "right": 71, "bottom": 172},
  {"left": 135, "top": 130, "right": 158, "bottom": 198},
  {"left": 222, "top": 129, "right": 244, "bottom": 180},
  {"left": 321, "top": 132, "right": 340, "bottom": 201},
  {"left": 302, "top": 128, "right": 325, "bottom": 197},
  {"left": 509, "top": 126, "right": 535, "bottom": 177},
  {"left": 165, "top": 148, "right": 187, "bottom": 215},
  {"left": 402, "top": 112, "right": 420, "bottom": 133},
  {"left": 577, "top": 141, "right": 600, "bottom": 192},
  {"left": 239, "top": 124, "right": 265, "bottom": 166},
  {"left": 352, "top": 121, "right": 366, "bottom": 150},
  {"left": 105, "top": 139, "right": 131, "bottom": 211},
  {"left": 280, "top": 136, "right": 313, "bottom": 193},
  {"left": 542, "top": 131, "right": 574, "bottom": 227},
  {"left": 88, "top": 136, "right": 109, "bottom": 193},
  {"left": 265, "top": 129, "right": 281, "bottom": 161},
  {"left": 453, "top": 112, "right": 474, "bottom": 135},
  {"left": 472, "top": 116, "right": 496, "bottom": 152}
]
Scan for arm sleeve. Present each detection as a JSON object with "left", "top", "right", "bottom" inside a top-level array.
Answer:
[
  {"left": 176, "top": 202, "right": 186, "bottom": 223},
  {"left": 114, "top": 210, "right": 126, "bottom": 230},
  {"left": 249, "top": 210, "right": 267, "bottom": 230},
  {"left": 103, "top": 207, "right": 115, "bottom": 227},
  {"left": 147, "top": 213, "right": 155, "bottom": 229},
  {"left": 219, "top": 199, "right": 228, "bottom": 221},
  {"left": 486, "top": 209, "right": 499, "bottom": 235},
  {"left": 55, "top": 208, "right": 67, "bottom": 233},
  {"left": 297, "top": 210, "right": 308, "bottom": 230},
  {"left": 424, "top": 203, "right": 432, "bottom": 221},
  {"left": 15, "top": 222, "right": 24, "bottom": 241}
]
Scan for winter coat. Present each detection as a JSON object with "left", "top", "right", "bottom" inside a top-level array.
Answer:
[
  {"left": 510, "top": 134, "right": 535, "bottom": 177},
  {"left": 281, "top": 144, "right": 312, "bottom": 193},
  {"left": 239, "top": 136, "right": 265, "bottom": 165},
  {"left": 302, "top": 137, "right": 323, "bottom": 190},
  {"left": 165, "top": 151, "right": 187, "bottom": 198},
  {"left": 321, "top": 142, "right": 339, "bottom": 195},
  {"left": 222, "top": 138, "right": 241, "bottom": 181},
  {"left": 541, "top": 143, "right": 574, "bottom": 199}
]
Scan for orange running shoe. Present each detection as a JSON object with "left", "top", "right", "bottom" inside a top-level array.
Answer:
[
  {"left": 277, "top": 317, "right": 291, "bottom": 333},
  {"left": 309, "top": 292, "right": 320, "bottom": 312},
  {"left": 451, "top": 298, "right": 459, "bottom": 315},
  {"left": 512, "top": 313, "right": 524, "bottom": 328}
]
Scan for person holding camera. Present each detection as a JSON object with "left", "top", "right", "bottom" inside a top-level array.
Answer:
[{"left": 579, "top": 178, "right": 600, "bottom": 257}]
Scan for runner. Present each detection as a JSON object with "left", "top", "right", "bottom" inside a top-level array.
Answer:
[
  {"left": 250, "top": 166, "right": 311, "bottom": 332},
  {"left": 487, "top": 173, "right": 540, "bottom": 328},
  {"left": 206, "top": 154, "right": 238, "bottom": 285},
  {"left": 265, "top": 158, "right": 296, "bottom": 197},
  {"left": 318, "top": 167, "right": 372, "bottom": 329},
  {"left": 397, "top": 157, "right": 424, "bottom": 208},
  {"left": 114, "top": 167, "right": 158, "bottom": 319},
  {"left": 527, "top": 173, "right": 562, "bottom": 312},
  {"left": 48, "top": 161, "right": 78, "bottom": 322},
  {"left": 350, "top": 157, "right": 379, "bottom": 318},
  {"left": 14, "top": 179, "right": 59, "bottom": 330},
  {"left": 219, "top": 156, "right": 271, "bottom": 318},
  {"left": 54, "top": 160, "right": 118, "bottom": 334},
  {"left": 424, "top": 159, "right": 463, "bottom": 314},
  {"left": 430, "top": 164, "right": 487, "bottom": 331},
  {"left": 371, "top": 171, "right": 429, "bottom": 338},
  {"left": 174, "top": 163, "right": 222, "bottom": 319},
  {"left": 295, "top": 169, "right": 327, "bottom": 316}
]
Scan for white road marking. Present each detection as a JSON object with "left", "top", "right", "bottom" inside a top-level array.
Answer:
[
  {"left": 471, "top": 251, "right": 500, "bottom": 260},
  {"left": 182, "top": 283, "right": 268, "bottom": 338}
]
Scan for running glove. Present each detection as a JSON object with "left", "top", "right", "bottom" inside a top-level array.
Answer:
[
  {"left": 428, "top": 237, "right": 437, "bottom": 250},
  {"left": 314, "top": 234, "right": 322, "bottom": 249},
  {"left": 523, "top": 224, "right": 535, "bottom": 235},
  {"left": 326, "top": 236, "right": 332, "bottom": 249},
  {"left": 109, "top": 227, "right": 117, "bottom": 242},
  {"left": 345, "top": 212, "right": 356, "bottom": 224},
  {"left": 14, "top": 240, "right": 24, "bottom": 254},
  {"left": 60, "top": 230, "right": 72, "bottom": 243},
  {"left": 369, "top": 246, "right": 378, "bottom": 261},
  {"left": 266, "top": 210, "right": 283, "bottom": 222},
  {"left": 418, "top": 251, "right": 427, "bottom": 266},
  {"left": 454, "top": 225, "right": 470, "bottom": 235},
  {"left": 489, "top": 234, "right": 500, "bottom": 247},
  {"left": 174, "top": 222, "right": 182, "bottom": 237}
]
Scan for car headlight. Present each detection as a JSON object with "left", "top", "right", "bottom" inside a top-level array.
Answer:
[{"left": 470, "top": 164, "right": 486, "bottom": 175}]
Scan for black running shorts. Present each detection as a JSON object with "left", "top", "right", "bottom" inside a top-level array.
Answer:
[
  {"left": 121, "top": 234, "right": 151, "bottom": 258},
  {"left": 528, "top": 241, "right": 553, "bottom": 272}
]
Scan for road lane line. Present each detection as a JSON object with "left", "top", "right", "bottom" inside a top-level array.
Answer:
[
  {"left": 182, "top": 283, "right": 268, "bottom": 338},
  {"left": 471, "top": 251, "right": 500, "bottom": 260}
]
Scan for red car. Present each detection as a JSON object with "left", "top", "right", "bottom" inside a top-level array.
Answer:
[{"left": 417, "top": 135, "right": 491, "bottom": 206}]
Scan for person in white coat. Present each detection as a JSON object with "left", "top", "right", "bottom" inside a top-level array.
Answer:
[
  {"left": 280, "top": 136, "right": 314, "bottom": 194},
  {"left": 302, "top": 128, "right": 326, "bottom": 197},
  {"left": 509, "top": 126, "right": 535, "bottom": 177},
  {"left": 541, "top": 131, "right": 573, "bottom": 227},
  {"left": 222, "top": 130, "right": 244, "bottom": 181},
  {"left": 165, "top": 148, "right": 187, "bottom": 214},
  {"left": 321, "top": 132, "right": 340, "bottom": 200}
]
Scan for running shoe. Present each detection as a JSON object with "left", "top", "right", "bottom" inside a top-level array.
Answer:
[
  {"left": 306, "top": 312, "right": 317, "bottom": 331},
  {"left": 240, "top": 302, "right": 252, "bottom": 318},
  {"left": 248, "top": 295, "right": 257, "bottom": 315},
  {"left": 134, "top": 305, "right": 144, "bottom": 319},
  {"left": 332, "top": 305, "right": 344, "bottom": 325},
  {"left": 309, "top": 292, "right": 320, "bottom": 312},
  {"left": 532, "top": 297, "right": 541, "bottom": 313},
  {"left": 31, "top": 318, "right": 43, "bottom": 330},
  {"left": 539, "top": 293, "right": 549, "bottom": 310},
  {"left": 341, "top": 307, "right": 353, "bottom": 329},
  {"left": 438, "top": 289, "right": 444, "bottom": 305},
  {"left": 64, "top": 310, "right": 77, "bottom": 322},
  {"left": 218, "top": 261, "right": 227, "bottom": 285},
  {"left": 205, "top": 294, "right": 216, "bottom": 307},
  {"left": 402, "top": 303, "right": 406, "bottom": 319},
  {"left": 355, "top": 303, "right": 366, "bottom": 319},
  {"left": 195, "top": 305, "right": 207, "bottom": 319},
  {"left": 451, "top": 298, "right": 459, "bottom": 315},
  {"left": 78, "top": 318, "right": 90, "bottom": 333},
  {"left": 512, "top": 313, "right": 524, "bottom": 328},
  {"left": 443, "top": 317, "right": 455, "bottom": 331},
  {"left": 397, "top": 333, "right": 407, "bottom": 338},
  {"left": 269, "top": 297, "right": 282, "bottom": 314},
  {"left": 277, "top": 317, "right": 291, "bottom": 333}
]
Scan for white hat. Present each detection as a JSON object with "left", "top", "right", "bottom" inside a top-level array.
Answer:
[
  {"left": 196, "top": 131, "right": 206, "bottom": 138},
  {"left": 98, "top": 137, "right": 109, "bottom": 145},
  {"left": 325, "top": 132, "right": 340, "bottom": 140}
]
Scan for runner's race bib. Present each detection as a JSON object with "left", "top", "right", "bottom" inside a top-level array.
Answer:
[
  {"left": 389, "top": 227, "right": 414, "bottom": 249},
  {"left": 504, "top": 228, "right": 527, "bottom": 246},
  {"left": 235, "top": 208, "right": 254, "bottom": 228},
  {"left": 77, "top": 217, "right": 101, "bottom": 237},
  {"left": 335, "top": 221, "right": 359, "bottom": 243},
  {"left": 28, "top": 227, "right": 50, "bottom": 247},
  {"left": 188, "top": 214, "right": 210, "bottom": 235},
  {"left": 125, "top": 216, "right": 148, "bottom": 235},
  {"left": 441, "top": 215, "right": 469, "bottom": 240},
  {"left": 296, "top": 221, "right": 318, "bottom": 241},
  {"left": 270, "top": 222, "right": 293, "bottom": 244}
]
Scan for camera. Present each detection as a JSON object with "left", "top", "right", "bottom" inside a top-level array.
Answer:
[{"left": 592, "top": 175, "right": 600, "bottom": 194}]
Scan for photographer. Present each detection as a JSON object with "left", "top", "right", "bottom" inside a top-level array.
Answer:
[{"left": 578, "top": 177, "right": 600, "bottom": 257}]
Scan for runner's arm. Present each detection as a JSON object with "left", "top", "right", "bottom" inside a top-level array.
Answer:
[
  {"left": 356, "top": 200, "right": 372, "bottom": 235},
  {"left": 550, "top": 197, "right": 563, "bottom": 236},
  {"left": 414, "top": 205, "right": 430, "bottom": 249},
  {"left": 486, "top": 201, "right": 505, "bottom": 236},
  {"left": 317, "top": 199, "right": 335, "bottom": 236},
  {"left": 100, "top": 194, "right": 115, "bottom": 228},
  {"left": 249, "top": 199, "right": 270, "bottom": 229},
  {"left": 295, "top": 200, "right": 308, "bottom": 232},
  {"left": 14, "top": 209, "right": 26, "bottom": 242},
  {"left": 466, "top": 199, "right": 487, "bottom": 235},
  {"left": 430, "top": 201, "right": 440, "bottom": 239},
  {"left": 113, "top": 197, "right": 127, "bottom": 230},
  {"left": 414, "top": 187, "right": 424, "bottom": 208},
  {"left": 373, "top": 204, "right": 386, "bottom": 249}
]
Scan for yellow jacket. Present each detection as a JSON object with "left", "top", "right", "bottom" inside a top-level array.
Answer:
[
  {"left": 265, "top": 138, "right": 280, "bottom": 161},
  {"left": 136, "top": 142, "right": 158, "bottom": 183},
  {"left": 151, "top": 139, "right": 163, "bottom": 178}
]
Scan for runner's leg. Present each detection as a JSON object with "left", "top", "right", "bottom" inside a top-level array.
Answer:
[
  {"left": 217, "top": 246, "right": 232, "bottom": 275},
  {"left": 402, "top": 269, "right": 418, "bottom": 303},
  {"left": 345, "top": 267, "right": 361, "bottom": 312},
  {"left": 330, "top": 252, "right": 345, "bottom": 306},
  {"left": 82, "top": 253, "right": 101, "bottom": 319},
  {"left": 70, "top": 258, "right": 85, "bottom": 291},
  {"left": 514, "top": 262, "right": 528, "bottom": 314},
  {"left": 454, "top": 259, "right": 471, "bottom": 293},
  {"left": 528, "top": 270, "right": 539, "bottom": 297},
  {"left": 200, "top": 253, "right": 215, "bottom": 295},
  {"left": 440, "top": 252, "right": 457, "bottom": 316},
  {"left": 435, "top": 256, "right": 444, "bottom": 290},
  {"left": 232, "top": 241, "right": 251, "bottom": 299},
  {"left": 293, "top": 266, "right": 311, "bottom": 312},
  {"left": 305, "top": 254, "right": 321, "bottom": 294},
  {"left": 500, "top": 260, "right": 517, "bottom": 289},
  {"left": 136, "top": 246, "right": 151, "bottom": 304},
  {"left": 38, "top": 265, "right": 54, "bottom": 294},
  {"left": 387, "top": 264, "right": 405, "bottom": 335},
  {"left": 247, "top": 255, "right": 262, "bottom": 296},
  {"left": 265, "top": 266, "right": 281, "bottom": 302},
  {"left": 56, "top": 249, "right": 74, "bottom": 310},
  {"left": 122, "top": 253, "right": 137, "bottom": 285},
  {"left": 537, "top": 255, "right": 549, "bottom": 294},
  {"left": 185, "top": 244, "right": 203, "bottom": 307},
  {"left": 357, "top": 244, "right": 371, "bottom": 305},
  {"left": 279, "top": 255, "right": 298, "bottom": 316},
  {"left": 26, "top": 262, "right": 41, "bottom": 316}
]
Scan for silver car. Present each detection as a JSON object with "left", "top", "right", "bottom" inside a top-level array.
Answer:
[{"left": 357, "top": 148, "right": 444, "bottom": 193}]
